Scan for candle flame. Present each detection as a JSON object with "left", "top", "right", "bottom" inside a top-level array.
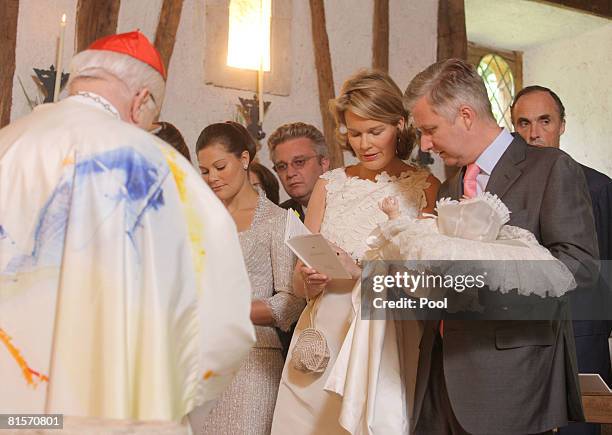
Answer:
[{"left": 61, "top": 13, "right": 66, "bottom": 24}]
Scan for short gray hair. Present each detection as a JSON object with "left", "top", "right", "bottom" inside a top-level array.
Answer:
[
  {"left": 404, "top": 58, "right": 494, "bottom": 123},
  {"left": 68, "top": 49, "right": 165, "bottom": 116},
  {"left": 267, "top": 122, "right": 328, "bottom": 161}
]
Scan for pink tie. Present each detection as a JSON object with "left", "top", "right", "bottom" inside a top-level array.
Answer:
[
  {"left": 440, "top": 162, "right": 480, "bottom": 337},
  {"left": 463, "top": 163, "right": 480, "bottom": 198}
]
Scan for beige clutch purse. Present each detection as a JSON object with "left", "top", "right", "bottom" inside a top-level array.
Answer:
[{"left": 291, "top": 295, "right": 330, "bottom": 374}]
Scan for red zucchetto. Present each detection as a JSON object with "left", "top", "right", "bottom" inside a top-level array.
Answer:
[{"left": 88, "top": 31, "right": 166, "bottom": 80}]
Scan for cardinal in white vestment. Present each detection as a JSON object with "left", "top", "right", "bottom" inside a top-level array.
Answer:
[{"left": 0, "top": 31, "right": 255, "bottom": 424}]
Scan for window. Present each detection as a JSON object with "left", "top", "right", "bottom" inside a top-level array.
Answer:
[
  {"left": 468, "top": 43, "right": 523, "bottom": 129},
  {"left": 227, "top": 0, "right": 271, "bottom": 71},
  {"left": 477, "top": 54, "right": 514, "bottom": 129},
  {"left": 205, "top": 0, "right": 291, "bottom": 96}
]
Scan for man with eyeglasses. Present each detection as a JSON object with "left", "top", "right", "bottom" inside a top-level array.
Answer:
[{"left": 268, "top": 122, "right": 331, "bottom": 221}]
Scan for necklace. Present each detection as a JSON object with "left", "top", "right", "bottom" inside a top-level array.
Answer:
[{"left": 74, "top": 92, "right": 120, "bottom": 119}]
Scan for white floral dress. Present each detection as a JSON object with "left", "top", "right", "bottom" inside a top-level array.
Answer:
[{"left": 271, "top": 168, "right": 430, "bottom": 435}]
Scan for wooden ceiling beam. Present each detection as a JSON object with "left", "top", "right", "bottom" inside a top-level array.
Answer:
[
  {"left": 309, "top": 0, "right": 343, "bottom": 169},
  {"left": 75, "top": 0, "right": 120, "bottom": 53},
  {"left": 533, "top": 0, "right": 612, "bottom": 20},
  {"left": 372, "top": 0, "right": 389, "bottom": 72},
  {"left": 0, "top": 0, "right": 19, "bottom": 128},
  {"left": 154, "top": 0, "right": 184, "bottom": 75},
  {"left": 437, "top": 0, "right": 467, "bottom": 62},
  {"left": 437, "top": 0, "right": 467, "bottom": 179}
]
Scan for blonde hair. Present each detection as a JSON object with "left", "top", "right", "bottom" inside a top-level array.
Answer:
[
  {"left": 68, "top": 49, "right": 165, "bottom": 117},
  {"left": 404, "top": 58, "right": 494, "bottom": 122},
  {"left": 329, "top": 69, "right": 416, "bottom": 159},
  {"left": 267, "top": 122, "right": 328, "bottom": 161}
]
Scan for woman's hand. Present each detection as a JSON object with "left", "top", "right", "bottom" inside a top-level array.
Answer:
[
  {"left": 300, "top": 265, "right": 330, "bottom": 299},
  {"left": 250, "top": 299, "right": 274, "bottom": 326}
]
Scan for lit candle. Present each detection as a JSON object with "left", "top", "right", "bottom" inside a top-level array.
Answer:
[
  {"left": 258, "top": 66, "right": 264, "bottom": 124},
  {"left": 258, "top": 0, "right": 265, "bottom": 125},
  {"left": 53, "top": 13, "right": 66, "bottom": 103}
]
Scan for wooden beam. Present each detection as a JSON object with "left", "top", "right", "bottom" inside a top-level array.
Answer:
[
  {"left": 533, "top": 0, "right": 612, "bottom": 19},
  {"left": 154, "top": 0, "right": 184, "bottom": 74},
  {"left": 0, "top": 0, "right": 19, "bottom": 128},
  {"left": 437, "top": 0, "right": 467, "bottom": 180},
  {"left": 75, "top": 0, "right": 120, "bottom": 53},
  {"left": 309, "top": 0, "right": 343, "bottom": 169},
  {"left": 372, "top": 0, "right": 389, "bottom": 72},
  {"left": 514, "top": 50, "right": 523, "bottom": 92},
  {"left": 437, "top": 0, "right": 467, "bottom": 62}
]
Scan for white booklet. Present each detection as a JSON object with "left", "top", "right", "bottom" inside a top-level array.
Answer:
[{"left": 284, "top": 209, "right": 352, "bottom": 280}]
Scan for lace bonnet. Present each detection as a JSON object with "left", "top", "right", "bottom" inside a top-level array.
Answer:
[{"left": 436, "top": 192, "right": 510, "bottom": 242}]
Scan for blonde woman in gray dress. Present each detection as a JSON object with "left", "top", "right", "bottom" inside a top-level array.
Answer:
[{"left": 195, "top": 121, "right": 306, "bottom": 434}]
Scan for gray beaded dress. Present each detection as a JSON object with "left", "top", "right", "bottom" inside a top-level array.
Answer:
[{"left": 201, "top": 192, "right": 305, "bottom": 435}]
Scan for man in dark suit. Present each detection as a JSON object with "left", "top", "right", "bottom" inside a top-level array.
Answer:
[
  {"left": 266, "top": 123, "right": 329, "bottom": 356},
  {"left": 268, "top": 122, "right": 330, "bottom": 221},
  {"left": 404, "top": 59, "right": 599, "bottom": 434},
  {"left": 512, "top": 85, "right": 612, "bottom": 435}
]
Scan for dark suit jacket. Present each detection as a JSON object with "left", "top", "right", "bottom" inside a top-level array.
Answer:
[
  {"left": 582, "top": 165, "right": 611, "bottom": 261},
  {"left": 413, "top": 135, "right": 599, "bottom": 434},
  {"left": 570, "top": 166, "right": 612, "bottom": 377},
  {"left": 280, "top": 198, "right": 305, "bottom": 222}
]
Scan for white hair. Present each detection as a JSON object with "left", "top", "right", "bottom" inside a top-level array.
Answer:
[{"left": 68, "top": 49, "right": 165, "bottom": 116}]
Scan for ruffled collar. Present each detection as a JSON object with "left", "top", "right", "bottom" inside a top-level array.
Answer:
[{"left": 341, "top": 167, "right": 421, "bottom": 183}]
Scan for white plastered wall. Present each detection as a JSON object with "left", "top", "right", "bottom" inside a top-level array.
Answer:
[
  {"left": 10, "top": 0, "right": 441, "bottom": 199},
  {"left": 523, "top": 24, "right": 612, "bottom": 176}
]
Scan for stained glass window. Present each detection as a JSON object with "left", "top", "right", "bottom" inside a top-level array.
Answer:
[{"left": 476, "top": 54, "right": 515, "bottom": 129}]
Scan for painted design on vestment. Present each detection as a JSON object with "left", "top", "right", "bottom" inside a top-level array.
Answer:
[
  {"left": 0, "top": 328, "right": 48, "bottom": 387},
  {"left": 1, "top": 147, "right": 168, "bottom": 276},
  {"left": 161, "top": 146, "right": 206, "bottom": 276}
]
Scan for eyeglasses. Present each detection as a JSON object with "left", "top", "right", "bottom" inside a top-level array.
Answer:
[{"left": 272, "top": 155, "right": 319, "bottom": 173}]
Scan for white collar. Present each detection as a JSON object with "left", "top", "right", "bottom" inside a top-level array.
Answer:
[
  {"left": 68, "top": 92, "right": 121, "bottom": 119},
  {"left": 475, "top": 128, "right": 513, "bottom": 175}
]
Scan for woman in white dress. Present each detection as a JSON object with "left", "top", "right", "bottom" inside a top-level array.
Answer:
[{"left": 271, "top": 70, "right": 440, "bottom": 434}]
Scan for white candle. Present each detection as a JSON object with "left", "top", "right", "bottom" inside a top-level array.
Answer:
[
  {"left": 53, "top": 13, "right": 66, "bottom": 103},
  {"left": 258, "top": 66, "right": 264, "bottom": 124},
  {"left": 258, "top": 0, "right": 265, "bottom": 125}
]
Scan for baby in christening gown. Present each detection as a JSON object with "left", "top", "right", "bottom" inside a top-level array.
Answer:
[{"left": 367, "top": 192, "right": 577, "bottom": 299}]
